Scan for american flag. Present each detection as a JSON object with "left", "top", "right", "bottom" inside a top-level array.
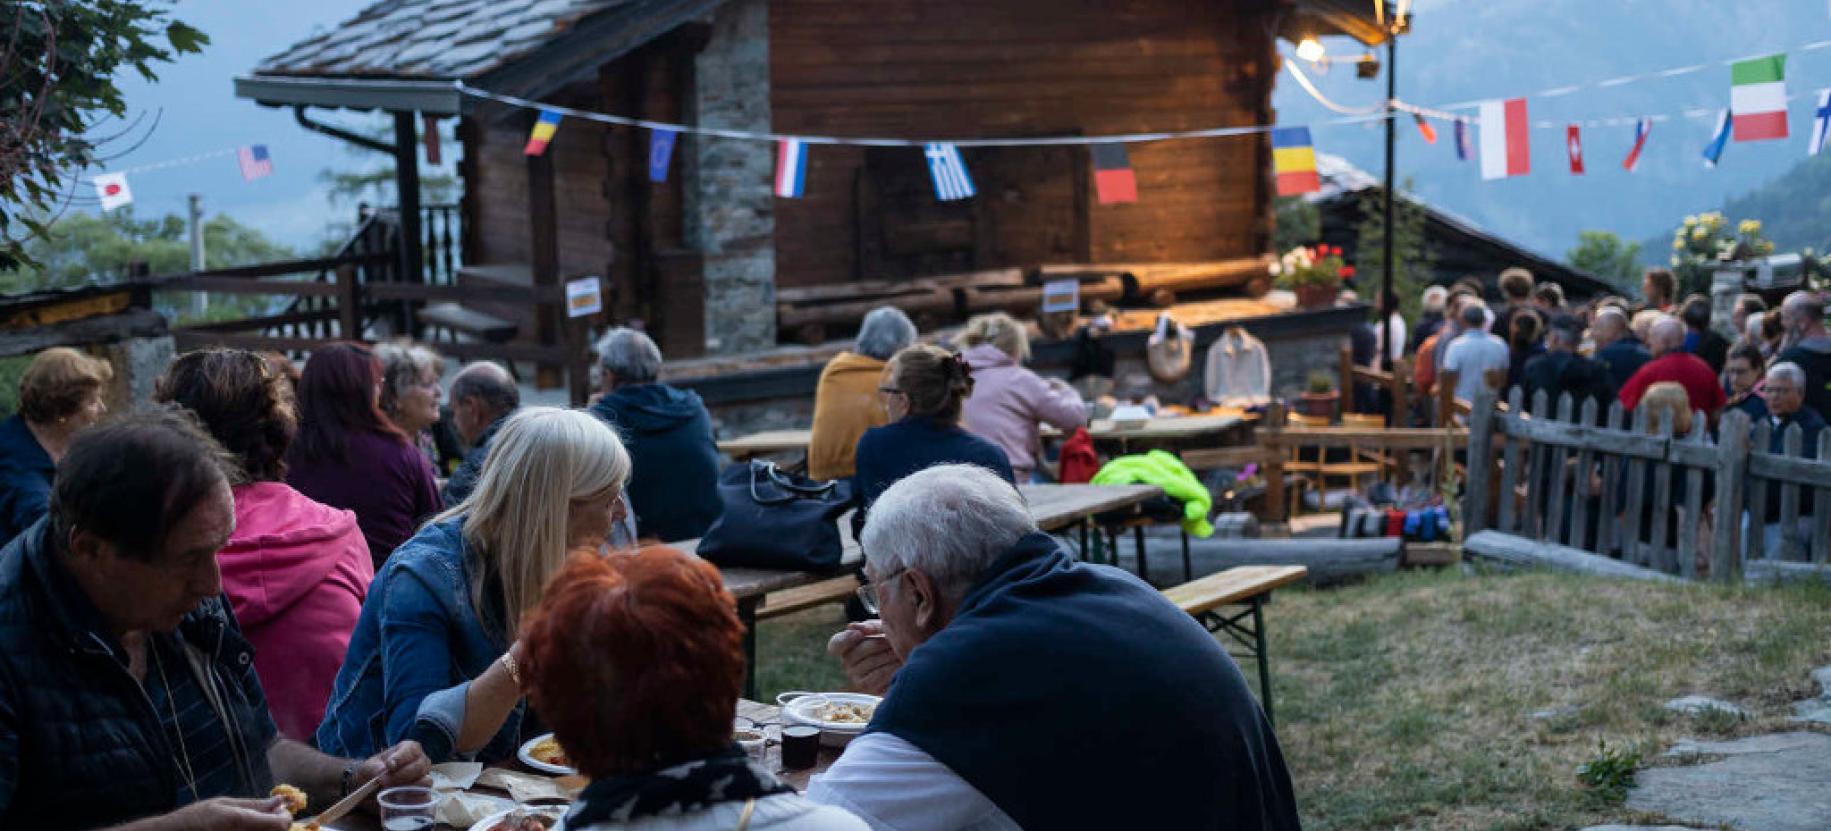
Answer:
[
  {"left": 237, "top": 145, "right": 273, "bottom": 181},
  {"left": 924, "top": 142, "right": 975, "bottom": 201}
]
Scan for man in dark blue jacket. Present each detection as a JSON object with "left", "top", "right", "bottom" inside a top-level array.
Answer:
[
  {"left": 1593, "top": 307, "right": 1652, "bottom": 392},
  {"left": 813, "top": 464, "right": 1299, "bottom": 831},
  {"left": 0, "top": 408, "right": 430, "bottom": 829},
  {"left": 589, "top": 328, "right": 722, "bottom": 542},
  {"left": 1754, "top": 363, "right": 1824, "bottom": 556}
]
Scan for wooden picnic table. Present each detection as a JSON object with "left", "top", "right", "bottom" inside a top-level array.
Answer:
[
  {"left": 720, "top": 413, "right": 1249, "bottom": 463},
  {"left": 680, "top": 482, "right": 1162, "bottom": 698},
  {"left": 333, "top": 700, "right": 830, "bottom": 830}
]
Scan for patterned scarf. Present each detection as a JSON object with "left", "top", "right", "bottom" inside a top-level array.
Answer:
[{"left": 564, "top": 745, "right": 793, "bottom": 827}]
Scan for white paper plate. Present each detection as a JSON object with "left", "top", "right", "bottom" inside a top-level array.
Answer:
[
  {"left": 781, "top": 692, "right": 882, "bottom": 735},
  {"left": 516, "top": 733, "right": 577, "bottom": 776},
  {"left": 467, "top": 805, "right": 566, "bottom": 831}
]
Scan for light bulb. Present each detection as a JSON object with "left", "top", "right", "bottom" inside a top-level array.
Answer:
[{"left": 1296, "top": 38, "right": 1325, "bottom": 62}]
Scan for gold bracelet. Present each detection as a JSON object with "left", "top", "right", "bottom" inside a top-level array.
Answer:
[{"left": 499, "top": 652, "right": 521, "bottom": 686}]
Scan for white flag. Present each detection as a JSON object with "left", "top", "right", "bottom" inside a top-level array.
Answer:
[{"left": 92, "top": 172, "right": 133, "bottom": 211}]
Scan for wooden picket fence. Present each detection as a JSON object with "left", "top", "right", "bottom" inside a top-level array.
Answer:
[{"left": 1462, "top": 385, "right": 1831, "bottom": 581}]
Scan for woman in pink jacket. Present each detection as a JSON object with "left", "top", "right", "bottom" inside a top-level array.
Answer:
[
  {"left": 956, "top": 313, "right": 1088, "bottom": 481},
  {"left": 155, "top": 348, "right": 373, "bottom": 741}
]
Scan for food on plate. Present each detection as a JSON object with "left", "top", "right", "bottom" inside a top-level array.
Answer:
[
  {"left": 290, "top": 824, "right": 321, "bottom": 831},
  {"left": 488, "top": 810, "right": 559, "bottom": 831},
  {"left": 271, "top": 784, "right": 308, "bottom": 815},
  {"left": 528, "top": 735, "right": 571, "bottom": 768},
  {"left": 814, "top": 700, "right": 876, "bottom": 724}
]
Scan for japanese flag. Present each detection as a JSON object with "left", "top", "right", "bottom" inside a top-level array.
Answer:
[{"left": 92, "top": 173, "right": 133, "bottom": 211}]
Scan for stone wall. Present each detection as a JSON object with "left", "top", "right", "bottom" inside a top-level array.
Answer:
[
  {"left": 98, "top": 335, "right": 176, "bottom": 413},
  {"left": 687, "top": 0, "right": 776, "bottom": 356}
]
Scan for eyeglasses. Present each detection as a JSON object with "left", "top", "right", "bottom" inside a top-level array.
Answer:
[
  {"left": 856, "top": 567, "right": 907, "bottom": 616},
  {"left": 877, "top": 386, "right": 905, "bottom": 397}
]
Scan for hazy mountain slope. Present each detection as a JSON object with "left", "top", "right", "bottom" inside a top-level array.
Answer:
[{"left": 1272, "top": 0, "right": 1831, "bottom": 262}]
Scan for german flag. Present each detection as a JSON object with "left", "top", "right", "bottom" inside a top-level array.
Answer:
[
  {"left": 1090, "top": 143, "right": 1137, "bottom": 204},
  {"left": 1271, "top": 127, "right": 1320, "bottom": 196}
]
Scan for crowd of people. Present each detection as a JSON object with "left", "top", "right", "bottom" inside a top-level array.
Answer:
[
  {"left": 1388, "top": 266, "right": 1831, "bottom": 557},
  {"left": 0, "top": 310, "right": 1302, "bottom": 829}
]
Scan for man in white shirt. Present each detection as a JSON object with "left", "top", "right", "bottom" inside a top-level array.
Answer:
[
  {"left": 809, "top": 465, "right": 1300, "bottom": 831},
  {"left": 1441, "top": 301, "right": 1512, "bottom": 404}
]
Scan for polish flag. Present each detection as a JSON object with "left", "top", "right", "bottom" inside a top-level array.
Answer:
[
  {"left": 1567, "top": 125, "right": 1585, "bottom": 175},
  {"left": 1479, "top": 98, "right": 1531, "bottom": 179}
]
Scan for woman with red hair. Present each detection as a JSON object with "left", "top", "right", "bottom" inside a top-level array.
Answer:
[
  {"left": 286, "top": 342, "right": 441, "bottom": 565},
  {"left": 523, "top": 548, "right": 865, "bottom": 831}
]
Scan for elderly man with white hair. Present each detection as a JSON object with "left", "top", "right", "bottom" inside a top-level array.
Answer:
[
  {"left": 587, "top": 327, "right": 721, "bottom": 541},
  {"left": 1752, "top": 361, "right": 1824, "bottom": 555},
  {"left": 1618, "top": 316, "right": 1726, "bottom": 417},
  {"left": 810, "top": 465, "right": 1299, "bottom": 831},
  {"left": 808, "top": 307, "right": 919, "bottom": 482},
  {"left": 1591, "top": 306, "right": 1651, "bottom": 391},
  {"left": 1774, "top": 291, "right": 1831, "bottom": 421}
]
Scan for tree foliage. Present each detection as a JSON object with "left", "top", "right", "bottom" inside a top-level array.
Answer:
[
  {"left": 0, "top": 1, "right": 207, "bottom": 270},
  {"left": 1566, "top": 230, "right": 1643, "bottom": 295},
  {"left": 1352, "top": 182, "right": 1433, "bottom": 324}
]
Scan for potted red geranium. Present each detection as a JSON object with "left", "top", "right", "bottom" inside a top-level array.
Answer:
[{"left": 1271, "top": 244, "right": 1353, "bottom": 309}]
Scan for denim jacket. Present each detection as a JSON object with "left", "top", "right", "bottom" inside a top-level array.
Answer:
[{"left": 315, "top": 517, "right": 526, "bottom": 763}]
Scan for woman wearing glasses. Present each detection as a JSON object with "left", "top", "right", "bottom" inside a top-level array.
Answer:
[{"left": 851, "top": 343, "right": 1015, "bottom": 519}]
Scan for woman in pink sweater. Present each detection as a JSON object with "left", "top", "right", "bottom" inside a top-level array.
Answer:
[
  {"left": 156, "top": 348, "right": 372, "bottom": 741},
  {"left": 956, "top": 313, "right": 1088, "bottom": 481}
]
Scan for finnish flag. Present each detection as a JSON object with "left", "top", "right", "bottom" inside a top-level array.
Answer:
[
  {"left": 924, "top": 143, "right": 975, "bottom": 201},
  {"left": 1810, "top": 89, "right": 1831, "bottom": 157}
]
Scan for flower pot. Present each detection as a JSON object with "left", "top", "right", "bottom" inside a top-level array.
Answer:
[
  {"left": 1294, "top": 284, "right": 1338, "bottom": 309},
  {"left": 1298, "top": 391, "right": 1339, "bottom": 420}
]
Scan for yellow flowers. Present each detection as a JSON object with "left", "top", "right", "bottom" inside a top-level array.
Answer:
[
  {"left": 1673, "top": 237, "right": 1686, "bottom": 250},
  {"left": 1738, "top": 219, "right": 1763, "bottom": 235}
]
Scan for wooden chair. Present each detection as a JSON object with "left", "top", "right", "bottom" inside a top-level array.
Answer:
[
  {"left": 1321, "top": 412, "right": 1390, "bottom": 494},
  {"left": 1284, "top": 413, "right": 1330, "bottom": 513}
]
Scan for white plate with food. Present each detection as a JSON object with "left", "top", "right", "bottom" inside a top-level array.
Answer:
[
  {"left": 778, "top": 691, "right": 882, "bottom": 747},
  {"left": 517, "top": 733, "right": 577, "bottom": 776},
  {"left": 468, "top": 806, "right": 566, "bottom": 831}
]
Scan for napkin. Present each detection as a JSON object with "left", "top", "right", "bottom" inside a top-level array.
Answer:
[
  {"left": 434, "top": 790, "right": 516, "bottom": 827},
  {"left": 430, "top": 761, "right": 484, "bottom": 791},
  {"left": 475, "top": 768, "right": 581, "bottom": 804}
]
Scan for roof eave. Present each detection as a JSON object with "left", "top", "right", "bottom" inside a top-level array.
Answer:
[
  {"left": 1287, "top": 1, "right": 1393, "bottom": 47},
  {"left": 233, "top": 74, "right": 465, "bottom": 115}
]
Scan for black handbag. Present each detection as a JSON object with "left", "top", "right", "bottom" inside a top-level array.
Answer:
[{"left": 696, "top": 460, "right": 854, "bottom": 572}]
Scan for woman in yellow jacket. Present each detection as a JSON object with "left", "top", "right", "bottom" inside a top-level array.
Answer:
[{"left": 808, "top": 307, "right": 918, "bottom": 481}]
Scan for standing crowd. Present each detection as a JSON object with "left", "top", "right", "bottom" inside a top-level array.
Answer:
[{"left": 0, "top": 311, "right": 1298, "bottom": 829}]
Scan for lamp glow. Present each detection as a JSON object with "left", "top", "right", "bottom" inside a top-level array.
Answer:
[{"left": 1296, "top": 38, "right": 1325, "bottom": 62}]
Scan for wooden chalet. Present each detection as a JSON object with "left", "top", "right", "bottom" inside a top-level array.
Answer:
[{"left": 239, "top": 0, "right": 1396, "bottom": 369}]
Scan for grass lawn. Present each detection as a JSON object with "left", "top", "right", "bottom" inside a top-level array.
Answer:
[{"left": 755, "top": 567, "right": 1831, "bottom": 830}]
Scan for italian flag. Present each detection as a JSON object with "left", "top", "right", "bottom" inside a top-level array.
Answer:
[{"left": 1731, "top": 54, "right": 1788, "bottom": 142}]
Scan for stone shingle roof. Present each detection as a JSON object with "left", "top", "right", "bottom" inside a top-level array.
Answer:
[{"left": 257, "top": 0, "right": 636, "bottom": 80}]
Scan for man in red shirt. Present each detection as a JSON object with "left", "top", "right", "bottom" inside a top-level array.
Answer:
[{"left": 1619, "top": 317, "right": 1727, "bottom": 418}]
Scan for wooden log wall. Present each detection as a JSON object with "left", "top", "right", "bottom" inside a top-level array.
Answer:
[{"left": 768, "top": 0, "right": 1279, "bottom": 288}]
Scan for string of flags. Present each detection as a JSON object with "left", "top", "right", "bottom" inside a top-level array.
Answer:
[{"left": 88, "top": 144, "right": 274, "bottom": 212}]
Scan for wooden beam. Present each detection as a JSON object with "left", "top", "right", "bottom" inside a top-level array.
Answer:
[
  {"left": 528, "top": 146, "right": 562, "bottom": 389},
  {"left": 160, "top": 276, "right": 341, "bottom": 297},
  {"left": 1261, "top": 427, "right": 1467, "bottom": 450},
  {"left": 0, "top": 290, "right": 133, "bottom": 331},
  {"left": 1463, "top": 531, "right": 1679, "bottom": 582},
  {"left": 0, "top": 308, "right": 168, "bottom": 358}
]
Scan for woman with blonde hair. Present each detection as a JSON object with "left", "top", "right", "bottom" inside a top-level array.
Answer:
[
  {"left": 317, "top": 406, "right": 632, "bottom": 763},
  {"left": 0, "top": 347, "right": 111, "bottom": 546},
  {"left": 954, "top": 312, "right": 1085, "bottom": 481}
]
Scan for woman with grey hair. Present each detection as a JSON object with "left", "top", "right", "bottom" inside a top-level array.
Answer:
[
  {"left": 588, "top": 327, "right": 722, "bottom": 541},
  {"left": 374, "top": 339, "right": 446, "bottom": 463},
  {"left": 808, "top": 307, "right": 918, "bottom": 481}
]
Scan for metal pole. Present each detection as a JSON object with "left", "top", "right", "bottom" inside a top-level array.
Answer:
[
  {"left": 188, "top": 193, "right": 207, "bottom": 316},
  {"left": 1380, "top": 33, "right": 1398, "bottom": 373}
]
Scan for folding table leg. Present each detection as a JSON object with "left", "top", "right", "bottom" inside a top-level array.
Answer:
[
  {"left": 1252, "top": 597, "right": 1274, "bottom": 727},
  {"left": 1134, "top": 525, "right": 1148, "bottom": 582},
  {"left": 738, "top": 597, "right": 761, "bottom": 700},
  {"left": 1180, "top": 530, "right": 1192, "bottom": 583}
]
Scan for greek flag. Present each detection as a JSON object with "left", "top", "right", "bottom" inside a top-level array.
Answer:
[
  {"left": 1702, "top": 109, "right": 1732, "bottom": 168},
  {"left": 1811, "top": 89, "right": 1831, "bottom": 156},
  {"left": 924, "top": 142, "right": 976, "bottom": 201}
]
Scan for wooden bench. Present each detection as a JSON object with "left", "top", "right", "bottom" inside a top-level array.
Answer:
[
  {"left": 756, "top": 574, "right": 861, "bottom": 621},
  {"left": 1162, "top": 564, "right": 1308, "bottom": 725}
]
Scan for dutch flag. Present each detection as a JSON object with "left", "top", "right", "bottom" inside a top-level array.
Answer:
[
  {"left": 775, "top": 138, "right": 808, "bottom": 199},
  {"left": 925, "top": 142, "right": 976, "bottom": 202}
]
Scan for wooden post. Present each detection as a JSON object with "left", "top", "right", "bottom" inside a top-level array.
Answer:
[
  {"left": 1436, "top": 370, "right": 1457, "bottom": 427},
  {"left": 1338, "top": 344, "right": 1355, "bottom": 416},
  {"left": 392, "top": 111, "right": 425, "bottom": 337},
  {"left": 1463, "top": 386, "right": 1497, "bottom": 538},
  {"left": 1393, "top": 358, "right": 1411, "bottom": 428},
  {"left": 1263, "top": 401, "right": 1287, "bottom": 524},
  {"left": 334, "top": 263, "right": 360, "bottom": 340},
  {"left": 528, "top": 148, "right": 561, "bottom": 390},
  {"left": 1713, "top": 410, "right": 1750, "bottom": 581}
]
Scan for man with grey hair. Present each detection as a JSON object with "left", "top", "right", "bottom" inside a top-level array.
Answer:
[
  {"left": 442, "top": 361, "right": 519, "bottom": 506},
  {"left": 1753, "top": 361, "right": 1823, "bottom": 555},
  {"left": 1592, "top": 305, "right": 1651, "bottom": 390},
  {"left": 1775, "top": 291, "right": 1831, "bottom": 421},
  {"left": 588, "top": 327, "right": 720, "bottom": 541},
  {"left": 1619, "top": 316, "right": 1725, "bottom": 416},
  {"left": 1441, "top": 300, "right": 1511, "bottom": 405},
  {"left": 808, "top": 307, "right": 918, "bottom": 481},
  {"left": 811, "top": 464, "right": 1299, "bottom": 831}
]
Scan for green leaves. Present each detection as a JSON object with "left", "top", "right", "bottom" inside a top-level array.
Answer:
[{"left": 165, "top": 20, "right": 207, "bottom": 54}]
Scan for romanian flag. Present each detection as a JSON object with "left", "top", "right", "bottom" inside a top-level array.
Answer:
[
  {"left": 524, "top": 109, "right": 562, "bottom": 156},
  {"left": 1091, "top": 143, "right": 1137, "bottom": 204},
  {"left": 1270, "top": 127, "right": 1320, "bottom": 196},
  {"left": 1731, "top": 54, "right": 1788, "bottom": 142}
]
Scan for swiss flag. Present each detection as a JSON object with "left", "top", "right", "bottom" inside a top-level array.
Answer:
[{"left": 1567, "top": 125, "right": 1585, "bottom": 175}]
